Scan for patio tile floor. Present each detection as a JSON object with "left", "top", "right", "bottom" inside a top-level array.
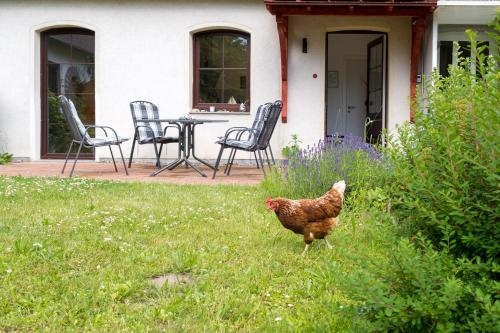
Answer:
[{"left": 0, "top": 162, "right": 263, "bottom": 185}]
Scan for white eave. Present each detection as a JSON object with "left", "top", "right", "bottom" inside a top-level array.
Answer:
[
  {"left": 437, "top": 1, "right": 500, "bottom": 5},
  {"left": 435, "top": 1, "right": 499, "bottom": 24}
]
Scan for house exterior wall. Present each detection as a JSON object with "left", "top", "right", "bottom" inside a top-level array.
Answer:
[
  {"left": 424, "top": 1, "right": 499, "bottom": 73},
  {"left": 0, "top": 0, "right": 495, "bottom": 162},
  {"left": 0, "top": 0, "right": 281, "bottom": 161},
  {"left": 285, "top": 15, "right": 412, "bottom": 148}
]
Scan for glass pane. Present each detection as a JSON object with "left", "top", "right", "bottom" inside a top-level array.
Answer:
[
  {"left": 47, "top": 35, "right": 71, "bottom": 63},
  {"left": 70, "top": 34, "right": 95, "bottom": 63},
  {"left": 60, "top": 64, "right": 95, "bottom": 95},
  {"left": 369, "top": 46, "right": 376, "bottom": 69},
  {"left": 223, "top": 69, "right": 247, "bottom": 104},
  {"left": 47, "top": 123, "right": 72, "bottom": 154},
  {"left": 199, "top": 69, "right": 222, "bottom": 103},
  {"left": 64, "top": 94, "right": 95, "bottom": 125},
  {"left": 223, "top": 35, "right": 248, "bottom": 68},
  {"left": 199, "top": 34, "right": 223, "bottom": 68},
  {"left": 439, "top": 41, "right": 453, "bottom": 77},
  {"left": 376, "top": 43, "right": 382, "bottom": 67},
  {"left": 369, "top": 67, "right": 382, "bottom": 91},
  {"left": 47, "top": 92, "right": 64, "bottom": 127},
  {"left": 48, "top": 64, "right": 61, "bottom": 94},
  {"left": 368, "top": 91, "right": 382, "bottom": 115},
  {"left": 457, "top": 41, "right": 471, "bottom": 61}
]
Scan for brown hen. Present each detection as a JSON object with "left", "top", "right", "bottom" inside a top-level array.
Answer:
[{"left": 266, "top": 181, "right": 346, "bottom": 255}]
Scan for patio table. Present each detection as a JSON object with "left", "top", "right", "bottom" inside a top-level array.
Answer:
[{"left": 142, "top": 118, "right": 228, "bottom": 177}]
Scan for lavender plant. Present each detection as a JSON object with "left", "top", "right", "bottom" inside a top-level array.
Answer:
[{"left": 264, "top": 134, "right": 388, "bottom": 199}]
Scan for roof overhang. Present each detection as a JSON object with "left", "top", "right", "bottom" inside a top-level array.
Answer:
[
  {"left": 265, "top": 0, "right": 437, "bottom": 17},
  {"left": 265, "top": 1, "right": 437, "bottom": 123}
]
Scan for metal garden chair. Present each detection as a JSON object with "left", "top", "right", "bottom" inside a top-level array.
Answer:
[
  {"left": 212, "top": 100, "right": 282, "bottom": 179},
  {"left": 58, "top": 95, "right": 129, "bottom": 177},
  {"left": 220, "top": 103, "right": 268, "bottom": 176},
  {"left": 128, "top": 101, "right": 181, "bottom": 169}
]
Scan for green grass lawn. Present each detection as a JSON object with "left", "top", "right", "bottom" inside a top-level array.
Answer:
[{"left": 0, "top": 176, "right": 398, "bottom": 332}]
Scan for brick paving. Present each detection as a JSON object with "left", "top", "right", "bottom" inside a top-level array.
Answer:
[{"left": 0, "top": 161, "right": 264, "bottom": 185}]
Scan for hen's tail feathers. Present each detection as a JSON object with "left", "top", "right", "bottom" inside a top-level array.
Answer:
[{"left": 332, "top": 180, "right": 346, "bottom": 197}]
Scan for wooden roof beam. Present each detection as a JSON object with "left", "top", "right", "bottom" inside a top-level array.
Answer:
[
  {"left": 276, "top": 15, "right": 288, "bottom": 123},
  {"left": 266, "top": 5, "right": 435, "bottom": 16},
  {"left": 410, "top": 16, "right": 425, "bottom": 121}
]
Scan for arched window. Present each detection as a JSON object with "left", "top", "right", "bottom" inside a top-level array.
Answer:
[
  {"left": 41, "top": 27, "right": 95, "bottom": 159},
  {"left": 193, "top": 30, "right": 250, "bottom": 112}
]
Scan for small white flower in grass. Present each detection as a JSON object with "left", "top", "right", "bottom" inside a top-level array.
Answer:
[
  {"left": 96, "top": 265, "right": 101, "bottom": 270},
  {"left": 288, "top": 303, "right": 294, "bottom": 308},
  {"left": 6, "top": 268, "right": 12, "bottom": 274},
  {"left": 33, "top": 242, "right": 42, "bottom": 248},
  {"left": 265, "top": 292, "right": 271, "bottom": 297},
  {"left": 104, "top": 237, "right": 112, "bottom": 242},
  {"left": 275, "top": 316, "right": 282, "bottom": 321},
  {"left": 284, "top": 294, "right": 290, "bottom": 299},
  {"left": 340, "top": 305, "right": 344, "bottom": 309}
]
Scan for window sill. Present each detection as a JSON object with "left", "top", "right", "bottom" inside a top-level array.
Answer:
[{"left": 189, "top": 111, "right": 250, "bottom": 115}]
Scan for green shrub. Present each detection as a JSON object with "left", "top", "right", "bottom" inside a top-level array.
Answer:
[
  {"left": 281, "top": 134, "right": 302, "bottom": 159},
  {"left": 347, "top": 21, "right": 500, "bottom": 332},
  {"left": 0, "top": 152, "right": 12, "bottom": 165},
  {"left": 387, "top": 28, "right": 499, "bottom": 262},
  {"left": 345, "top": 237, "right": 500, "bottom": 332}
]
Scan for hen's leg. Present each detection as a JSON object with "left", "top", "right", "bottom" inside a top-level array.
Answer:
[
  {"left": 302, "top": 232, "right": 314, "bottom": 256},
  {"left": 301, "top": 244, "right": 310, "bottom": 256},
  {"left": 325, "top": 238, "right": 333, "bottom": 249}
]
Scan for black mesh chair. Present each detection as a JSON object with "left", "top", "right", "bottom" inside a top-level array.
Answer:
[
  {"left": 212, "top": 100, "right": 282, "bottom": 179},
  {"left": 128, "top": 101, "right": 181, "bottom": 169},
  {"left": 58, "top": 95, "right": 129, "bottom": 177}
]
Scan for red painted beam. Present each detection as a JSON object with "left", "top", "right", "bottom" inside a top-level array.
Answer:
[
  {"left": 264, "top": 0, "right": 437, "bottom": 5},
  {"left": 410, "top": 16, "right": 425, "bottom": 122},
  {"left": 267, "top": 5, "right": 435, "bottom": 16},
  {"left": 276, "top": 15, "right": 288, "bottom": 123}
]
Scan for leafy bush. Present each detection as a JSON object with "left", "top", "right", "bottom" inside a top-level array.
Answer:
[
  {"left": 0, "top": 152, "right": 12, "bottom": 165},
  {"left": 281, "top": 134, "right": 302, "bottom": 159},
  {"left": 345, "top": 237, "right": 500, "bottom": 332},
  {"left": 347, "top": 21, "right": 500, "bottom": 332},
  {"left": 263, "top": 134, "right": 388, "bottom": 199},
  {"left": 387, "top": 29, "right": 499, "bottom": 262}
]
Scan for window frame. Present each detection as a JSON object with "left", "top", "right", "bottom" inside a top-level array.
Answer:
[
  {"left": 193, "top": 30, "right": 250, "bottom": 112},
  {"left": 40, "top": 27, "right": 95, "bottom": 159}
]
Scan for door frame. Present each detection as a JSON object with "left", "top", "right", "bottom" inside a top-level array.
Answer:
[
  {"left": 324, "top": 30, "right": 389, "bottom": 139},
  {"left": 40, "top": 27, "right": 95, "bottom": 159}
]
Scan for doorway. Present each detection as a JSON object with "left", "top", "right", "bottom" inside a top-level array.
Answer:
[
  {"left": 325, "top": 31, "right": 387, "bottom": 143},
  {"left": 41, "top": 28, "right": 95, "bottom": 159}
]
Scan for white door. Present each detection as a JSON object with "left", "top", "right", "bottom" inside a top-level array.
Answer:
[{"left": 344, "top": 59, "right": 367, "bottom": 137}]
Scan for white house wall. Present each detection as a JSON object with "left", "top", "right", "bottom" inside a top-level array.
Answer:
[
  {"left": 0, "top": 1, "right": 452, "bottom": 161},
  {"left": 285, "top": 15, "right": 412, "bottom": 148},
  {"left": 0, "top": 0, "right": 281, "bottom": 161},
  {"left": 426, "top": 1, "right": 500, "bottom": 70}
]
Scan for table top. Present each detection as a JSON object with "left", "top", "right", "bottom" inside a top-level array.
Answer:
[{"left": 141, "top": 118, "right": 228, "bottom": 124}]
